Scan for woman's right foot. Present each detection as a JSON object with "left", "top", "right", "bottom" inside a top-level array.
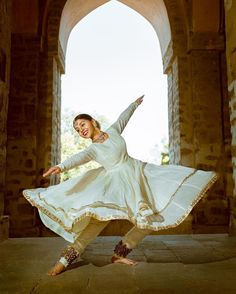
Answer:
[
  {"left": 47, "top": 262, "right": 66, "bottom": 276},
  {"left": 111, "top": 255, "right": 138, "bottom": 265}
]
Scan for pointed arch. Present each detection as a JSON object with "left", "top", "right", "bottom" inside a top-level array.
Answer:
[{"left": 59, "top": 0, "right": 172, "bottom": 59}]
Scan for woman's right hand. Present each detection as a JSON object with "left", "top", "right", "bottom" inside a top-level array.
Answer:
[
  {"left": 135, "top": 95, "right": 144, "bottom": 105},
  {"left": 43, "top": 166, "right": 61, "bottom": 177}
]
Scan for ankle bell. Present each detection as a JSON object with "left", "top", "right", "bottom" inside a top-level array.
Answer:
[
  {"left": 112, "top": 240, "right": 132, "bottom": 259},
  {"left": 60, "top": 245, "right": 80, "bottom": 266}
]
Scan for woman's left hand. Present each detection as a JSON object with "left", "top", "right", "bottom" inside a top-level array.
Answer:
[
  {"left": 135, "top": 95, "right": 144, "bottom": 105},
  {"left": 43, "top": 166, "right": 61, "bottom": 177}
]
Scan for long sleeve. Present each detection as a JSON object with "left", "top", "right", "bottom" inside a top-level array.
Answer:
[
  {"left": 110, "top": 101, "right": 139, "bottom": 134},
  {"left": 56, "top": 146, "right": 95, "bottom": 172}
]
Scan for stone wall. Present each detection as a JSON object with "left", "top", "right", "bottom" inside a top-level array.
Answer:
[
  {"left": 165, "top": 1, "right": 231, "bottom": 231},
  {"left": 166, "top": 49, "right": 230, "bottom": 233},
  {"left": 224, "top": 0, "right": 236, "bottom": 235},
  {"left": 0, "top": 0, "right": 11, "bottom": 241},
  {"left": 189, "top": 50, "right": 230, "bottom": 232},
  {"left": 3, "top": 0, "right": 65, "bottom": 238},
  {"left": 5, "top": 35, "right": 41, "bottom": 237}
]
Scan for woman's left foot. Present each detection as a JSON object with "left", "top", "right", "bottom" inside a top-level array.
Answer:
[
  {"left": 111, "top": 256, "right": 138, "bottom": 265},
  {"left": 47, "top": 262, "right": 66, "bottom": 276}
]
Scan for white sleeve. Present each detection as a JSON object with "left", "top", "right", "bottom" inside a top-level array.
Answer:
[
  {"left": 110, "top": 101, "right": 139, "bottom": 134},
  {"left": 56, "top": 147, "right": 95, "bottom": 172}
]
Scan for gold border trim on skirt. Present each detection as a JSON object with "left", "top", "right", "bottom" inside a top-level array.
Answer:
[{"left": 22, "top": 172, "right": 220, "bottom": 233}]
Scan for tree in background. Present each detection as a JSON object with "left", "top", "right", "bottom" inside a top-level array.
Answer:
[
  {"left": 61, "top": 108, "right": 110, "bottom": 181},
  {"left": 160, "top": 143, "right": 169, "bottom": 165},
  {"left": 148, "top": 136, "right": 169, "bottom": 165}
]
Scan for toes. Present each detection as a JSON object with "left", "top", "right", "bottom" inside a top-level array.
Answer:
[
  {"left": 113, "top": 258, "right": 138, "bottom": 265},
  {"left": 47, "top": 269, "right": 57, "bottom": 276},
  {"left": 47, "top": 264, "right": 65, "bottom": 276}
]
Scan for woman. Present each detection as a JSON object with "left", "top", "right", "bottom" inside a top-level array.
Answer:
[{"left": 23, "top": 95, "right": 219, "bottom": 276}]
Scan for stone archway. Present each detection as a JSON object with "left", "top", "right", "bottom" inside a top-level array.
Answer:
[
  {"left": 4, "top": 0, "right": 232, "bottom": 238},
  {"left": 59, "top": 0, "right": 172, "bottom": 57},
  {"left": 43, "top": 0, "right": 230, "bottom": 235},
  {"left": 46, "top": 0, "right": 187, "bottom": 174},
  {"left": 47, "top": 0, "right": 193, "bottom": 235}
]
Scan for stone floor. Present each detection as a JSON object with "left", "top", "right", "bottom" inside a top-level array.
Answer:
[{"left": 1, "top": 234, "right": 236, "bottom": 293}]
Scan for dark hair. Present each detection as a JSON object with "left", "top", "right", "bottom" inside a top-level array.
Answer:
[{"left": 73, "top": 113, "right": 101, "bottom": 130}]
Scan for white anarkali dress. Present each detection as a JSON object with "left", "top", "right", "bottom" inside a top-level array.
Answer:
[{"left": 23, "top": 101, "right": 219, "bottom": 243}]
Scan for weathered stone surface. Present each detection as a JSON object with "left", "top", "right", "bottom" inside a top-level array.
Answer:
[
  {"left": 0, "top": 0, "right": 11, "bottom": 241},
  {"left": 224, "top": 0, "right": 236, "bottom": 234},
  {"left": 5, "top": 34, "right": 41, "bottom": 237},
  {"left": 1, "top": 235, "right": 236, "bottom": 293},
  {"left": 0, "top": 215, "right": 9, "bottom": 241}
]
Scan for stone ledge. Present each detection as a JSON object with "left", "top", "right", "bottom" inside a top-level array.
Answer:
[{"left": 188, "top": 32, "right": 225, "bottom": 52}]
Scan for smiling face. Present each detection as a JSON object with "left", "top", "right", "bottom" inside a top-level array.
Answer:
[{"left": 74, "top": 118, "right": 96, "bottom": 139}]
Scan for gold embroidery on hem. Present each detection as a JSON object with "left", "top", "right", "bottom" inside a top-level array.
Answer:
[
  {"left": 22, "top": 173, "right": 219, "bottom": 233},
  {"left": 37, "top": 193, "right": 128, "bottom": 217}
]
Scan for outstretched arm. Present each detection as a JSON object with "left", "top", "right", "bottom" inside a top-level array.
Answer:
[
  {"left": 110, "top": 95, "right": 144, "bottom": 134},
  {"left": 43, "top": 147, "right": 95, "bottom": 177}
]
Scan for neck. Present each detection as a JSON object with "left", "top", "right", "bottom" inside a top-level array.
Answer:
[{"left": 91, "top": 129, "right": 103, "bottom": 141}]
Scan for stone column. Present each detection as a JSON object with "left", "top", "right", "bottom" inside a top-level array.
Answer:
[
  {"left": 0, "top": 0, "right": 11, "bottom": 241},
  {"left": 5, "top": 31, "right": 64, "bottom": 237},
  {"left": 36, "top": 41, "right": 64, "bottom": 236},
  {"left": 6, "top": 35, "right": 41, "bottom": 237},
  {"left": 165, "top": 33, "right": 231, "bottom": 233},
  {"left": 224, "top": 0, "right": 236, "bottom": 235},
  {"left": 37, "top": 55, "right": 62, "bottom": 189},
  {"left": 189, "top": 48, "right": 230, "bottom": 233}
]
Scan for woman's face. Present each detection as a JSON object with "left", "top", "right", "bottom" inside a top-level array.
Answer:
[{"left": 74, "top": 118, "right": 96, "bottom": 139}]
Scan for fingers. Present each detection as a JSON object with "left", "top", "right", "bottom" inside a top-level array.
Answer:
[
  {"left": 43, "top": 168, "right": 58, "bottom": 177},
  {"left": 135, "top": 95, "right": 144, "bottom": 105},
  {"left": 43, "top": 166, "right": 61, "bottom": 177},
  {"left": 42, "top": 169, "right": 52, "bottom": 177}
]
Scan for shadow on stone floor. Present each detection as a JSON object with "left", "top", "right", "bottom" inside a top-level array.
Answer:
[{"left": 1, "top": 234, "right": 236, "bottom": 293}]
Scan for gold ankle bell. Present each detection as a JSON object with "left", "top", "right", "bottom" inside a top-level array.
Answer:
[{"left": 60, "top": 245, "right": 80, "bottom": 265}]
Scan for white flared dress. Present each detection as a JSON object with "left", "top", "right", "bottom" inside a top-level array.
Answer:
[{"left": 23, "top": 101, "right": 219, "bottom": 243}]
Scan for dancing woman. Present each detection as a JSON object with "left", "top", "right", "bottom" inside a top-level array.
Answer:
[{"left": 23, "top": 95, "right": 219, "bottom": 275}]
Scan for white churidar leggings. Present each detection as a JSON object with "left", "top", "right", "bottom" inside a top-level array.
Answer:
[{"left": 59, "top": 217, "right": 152, "bottom": 267}]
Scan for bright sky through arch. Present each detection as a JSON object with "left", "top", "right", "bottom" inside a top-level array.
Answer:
[{"left": 61, "top": 0, "right": 168, "bottom": 164}]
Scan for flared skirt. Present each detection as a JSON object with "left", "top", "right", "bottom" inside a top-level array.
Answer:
[{"left": 23, "top": 162, "right": 219, "bottom": 243}]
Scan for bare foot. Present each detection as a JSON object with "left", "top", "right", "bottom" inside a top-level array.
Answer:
[
  {"left": 47, "top": 262, "right": 66, "bottom": 276},
  {"left": 111, "top": 256, "right": 138, "bottom": 265}
]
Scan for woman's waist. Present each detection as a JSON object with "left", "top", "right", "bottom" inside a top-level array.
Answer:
[{"left": 104, "top": 156, "right": 141, "bottom": 171}]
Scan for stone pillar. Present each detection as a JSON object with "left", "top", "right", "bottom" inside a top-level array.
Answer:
[
  {"left": 6, "top": 35, "right": 41, "bottom": 237},
  {"left": 37, "top": 55, "right": 61, "bottom": 188},
  {"left": 165, "top": 33, "right": 231, "bottom": 233},
  {"left": 0, "top": 0, "right": 11, "bottom": 241},
  {"left": 36, "top": 43, "right": 64, "bottom": 236},
  {"left": 6, "top": 31, "right": 64, "bottom": 237},
  {"left": 189, "top": 48, "right": 229, "bottom": 233},
  {"left": 224, "top": 0, "right": 236, "bottom": 235},
  {"left": 4, "top": 0, "right": 65, "bottom": 237}
]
